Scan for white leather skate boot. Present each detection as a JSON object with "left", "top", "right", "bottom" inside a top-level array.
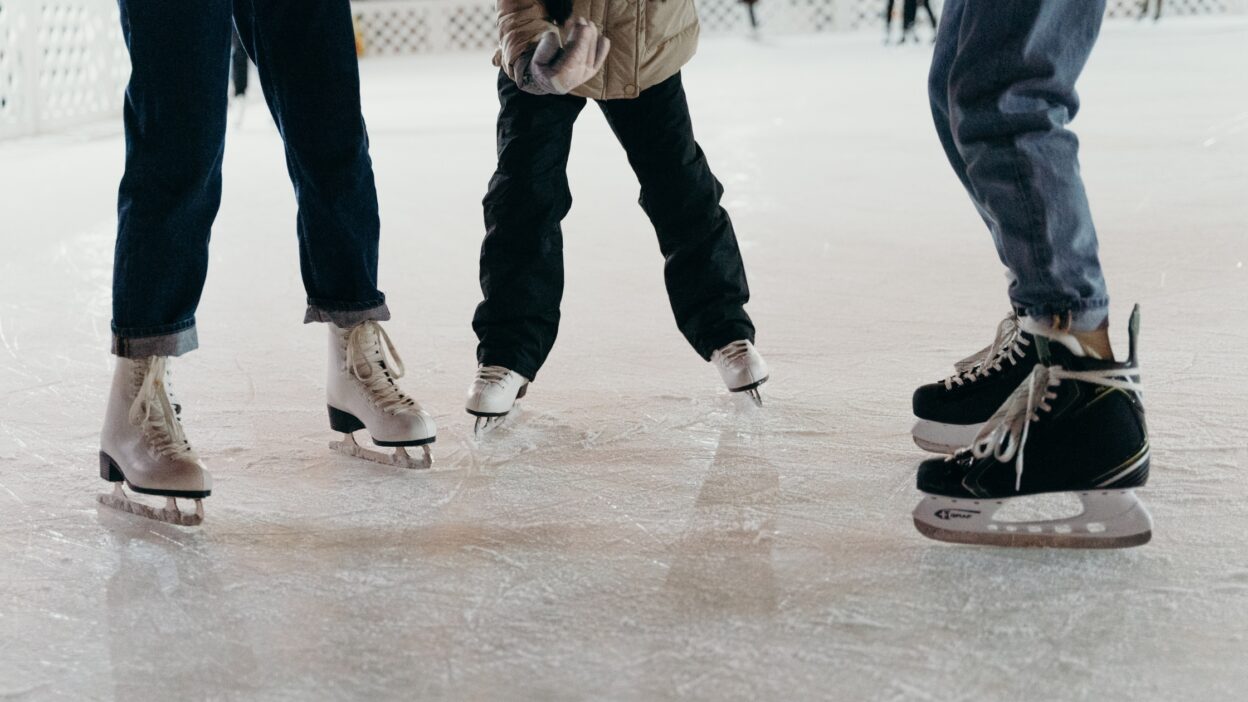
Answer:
[
  {"left": 327, "top": 321, "right": 436, "bottom": 469},
  {"left": 98, "top": 356, "right": 211, "bottom": 526},
  {"left": 465, "top": 365, "right": 529, "bottom": 436},
  {"left": 712, "top": 339, "right": 770, "bottom": 406}
]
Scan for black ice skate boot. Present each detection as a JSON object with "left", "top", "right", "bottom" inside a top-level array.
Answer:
[
  {"left": 911, "top": 305, "right": 1152, "bottom": 549},
  {"left": 911, "top": 314, "right": 1039, "bottom": 453}
]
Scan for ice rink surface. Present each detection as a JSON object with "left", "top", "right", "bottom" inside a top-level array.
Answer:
[{"left": 2, "top": 17, "right": 1247, "bottom": 701}]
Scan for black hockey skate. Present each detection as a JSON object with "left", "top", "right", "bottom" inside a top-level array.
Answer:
[
  {"left": 912, "top": 305, "right": 1152, "bottom": 549},
  {"left": 911, "top": 314, "right": 1039, "bottom": 453}
]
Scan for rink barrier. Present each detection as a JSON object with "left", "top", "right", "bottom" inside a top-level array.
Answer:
[
  {"left": 0, "top": 0, "right": 127, "bottom": 140},
  {"left": 0, "top": 0, "right": 1245, "bottom": 139}
]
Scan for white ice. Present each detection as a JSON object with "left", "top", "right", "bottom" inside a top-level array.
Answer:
[{"left": 2, "top": 18, "right": 1247, "bottom": 701}]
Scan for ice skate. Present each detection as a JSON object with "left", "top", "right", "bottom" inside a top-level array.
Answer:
[
  {"left": 98, "top": 356, "right": 211, "bottom": 526},
  {"left": 912, "top": 306, "right": 1152, "bottom": 549},
  {"left": 911, "top": 313, "right": 1038, "bottom": 453},
  {"left": 465, "top": 365, "right": 529, "bottom": 437},
  {"left": 327, "top": 321, "right": 436, "bottom": 469},
  {"left": 712, "top": 339, "right": 769, "bottom": 406}
]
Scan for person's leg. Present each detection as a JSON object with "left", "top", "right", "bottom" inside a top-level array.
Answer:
[
  {"left": 928, "top": 0, "right": 1009, "bottom": 267},
  {"left": 474, "top": 71, "right": 586, "bottom": 381},
  {"left": 232, "top": 0, "right": 387, "bottom": 328},
  {"left": 942, "top": 0, "right": 1110, "bottom": 336},
  {"left": 112, "top": 0, "right": 233, "bottom": 358},
  {"left": 922, "top": 0, "right": 938, "bottom": 29},
  {"left": 230, "top": 27, "right": 249, "bottom": 97},
  {"left": 902, "top": 0, "right": 918, "bottom": 38},
  {"left": 597, "top": 73, "right": 755, "bottom": 361},
  {"left": 884, "top": 0, "right": 896, "bottom": 41}
]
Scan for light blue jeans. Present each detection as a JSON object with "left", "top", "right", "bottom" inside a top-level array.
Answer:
[{"left": 930, "top": 0, "right": 1109, "bottom": 332}]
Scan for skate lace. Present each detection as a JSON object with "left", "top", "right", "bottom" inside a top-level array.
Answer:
[
  {"left": 944, "top": 314, "right": 1030, "bottom": 389},
  {"left": 345, "top": 321, "right": 418, "bottom": 415},
  {"left": 717, "top": 340, "right": 752, "bottom": 366},
  {"left": 475, "top": 365, "right": 513, "bottom": 385},
  {"left": 965, "top": 363, "right": 1141, "bottom": 491},
  {"left": 128, "top": 357, "right": 197, "bottom": 461}
]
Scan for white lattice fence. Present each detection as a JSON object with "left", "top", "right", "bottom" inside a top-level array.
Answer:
[
  {"left": 353, "top": 0, "right": 499, "bottom": 55},
  {"left": 1, "top": 0, "right": 1246, "bottom": 139},
  {"left": 0, "top": 0, "right": 128, "bottom": 139}
]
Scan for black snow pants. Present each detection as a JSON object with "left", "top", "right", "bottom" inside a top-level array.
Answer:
[{"left": 474, "top": 71, "right": 756, "bottom": 381}]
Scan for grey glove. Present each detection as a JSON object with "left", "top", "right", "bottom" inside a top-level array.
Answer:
[{"left": 513, "top": 18, "right": 610, "bottom": 96}]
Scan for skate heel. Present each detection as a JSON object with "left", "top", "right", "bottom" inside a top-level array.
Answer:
[
  {"left": 328, "top": 405, "right": 366, "bottom": 434},
  {"left": 99, "top": 452, "right": 124, "bottom": 482}
]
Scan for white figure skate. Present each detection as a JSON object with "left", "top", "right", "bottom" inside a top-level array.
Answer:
[
  {"left": 712, "top": 339, "right": 769, "bottom": 406},
  {"left": 465, "top": 365, "right": 529, "bottom": 437},
  {"left": 327, "top": 321, "right": 436, "bottom": 469},
  {"left": 98, "top": 356, "right": 210, "bottom": 526}
]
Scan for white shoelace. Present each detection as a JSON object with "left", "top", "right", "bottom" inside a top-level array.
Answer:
[
  {"left": 966, "top": 362, "right": 1142, "bottom": 491},
  {"left": 944, "top": 314, "right": 1030, "bottom": 389},
  {"left": 345, "top": 321, "right": 417, "bottom": 414},
  {"left": 128, "top": 357, "right": 196, "bottom": 461},
  {"left": 474, "top": 365, "right": 513, "bottom": 385},
  {"left": 717, "top": 340, "right": 752, "bottom": 366}
]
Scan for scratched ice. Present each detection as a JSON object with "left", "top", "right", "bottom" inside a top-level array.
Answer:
[{"left": 1, "top": 18, "right": 1246, "bottom": 701}]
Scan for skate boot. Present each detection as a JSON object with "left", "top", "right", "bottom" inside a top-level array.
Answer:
[
  {"left": 912, "top": 314, "right": 1039, "bottom": 453},
  {"left": 912, "top": 305, "right": 1152, "bottom": 549},
  {"left": 712, "top": 339, "right": 769, "bottom": 406},
  {"left": 327, "top": 321, "right": 436, "bottom": 469},
  {"left": 98, "top": 356, "right": 211, "bottom": 526},
  {"left": 465, "top": 365, "right": 529, "bottom": 437}
]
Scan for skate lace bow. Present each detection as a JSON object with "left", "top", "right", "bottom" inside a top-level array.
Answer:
[
  {"left": 945, "top": 314, "right": 1030, "bottom": 389},
  {"left": 345, "top": 322, "right": 417, "bottom": 414},
  {"left": 128, "top": 357, "right": 196, "bottom": 460},
  {"left": 967, "top": 363, "right": 1141, "bottom": 491}
]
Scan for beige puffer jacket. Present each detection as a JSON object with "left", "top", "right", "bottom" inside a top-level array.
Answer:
[{"left": 494, "top": 0, "right": 700, "bottom": 101}]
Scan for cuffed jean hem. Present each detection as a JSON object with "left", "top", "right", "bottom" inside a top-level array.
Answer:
[
  {"left": 111, "top": 324, "right": 199, "bottom": 358},
  {"left": 303, "top": 300, "right": 391, "bottom": 328},
  {"left": 1014, "top": 299, "right": 1109, "bottom": 333}
]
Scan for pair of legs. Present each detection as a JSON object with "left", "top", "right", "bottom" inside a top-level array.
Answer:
[
  {"left": 884, "top": 0, "right": 937, "bottom": 39},
  {"left": 112, "top": 0, "right": 387, "bottom": 359},
  {"left": 473, "top": 71, "right": 756, "bottom": 382},
  {"left": 103, "top": 1, "right": 433, "bottom": 528}
]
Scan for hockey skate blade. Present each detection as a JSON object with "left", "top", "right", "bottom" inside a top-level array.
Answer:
[
  {"left": 911, "top": 419, "right": 983, "bottom": 454},
  {"left": 912, "top": 490, "right": 1152, "bottom": 549},
  {"left": 330, "top": 433, "right": 433, "bottom": 469},
  {"left": 97, "top": 484, "right": 204, "bottom": 527}
]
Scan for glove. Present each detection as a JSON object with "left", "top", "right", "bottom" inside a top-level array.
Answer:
[{"left": 513, "top": 18, "right": 610, "bottom": 96}]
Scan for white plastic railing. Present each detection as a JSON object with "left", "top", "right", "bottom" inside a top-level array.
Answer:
[{"left": 1, "top": 0, "right": 1244, "bottom": 140}]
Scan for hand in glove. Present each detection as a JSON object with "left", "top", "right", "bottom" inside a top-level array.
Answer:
[{"left": 513, "top": 18, "right": 610, "bottom": 96}]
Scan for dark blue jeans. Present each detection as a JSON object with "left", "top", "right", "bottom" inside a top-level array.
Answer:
[
  {"left": 475, "top": 72, "right": 755, "bottom": 381},
  {"left": 112, "top": 0, "right": 388, "bottom": 358},
  {"left": 930, "top": 0, "right": 1110, "bottom": 331}
]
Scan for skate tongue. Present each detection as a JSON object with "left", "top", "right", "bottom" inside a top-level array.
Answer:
[{"left": 1019, "top": 316, "right": 1089, "bottom": 359}]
